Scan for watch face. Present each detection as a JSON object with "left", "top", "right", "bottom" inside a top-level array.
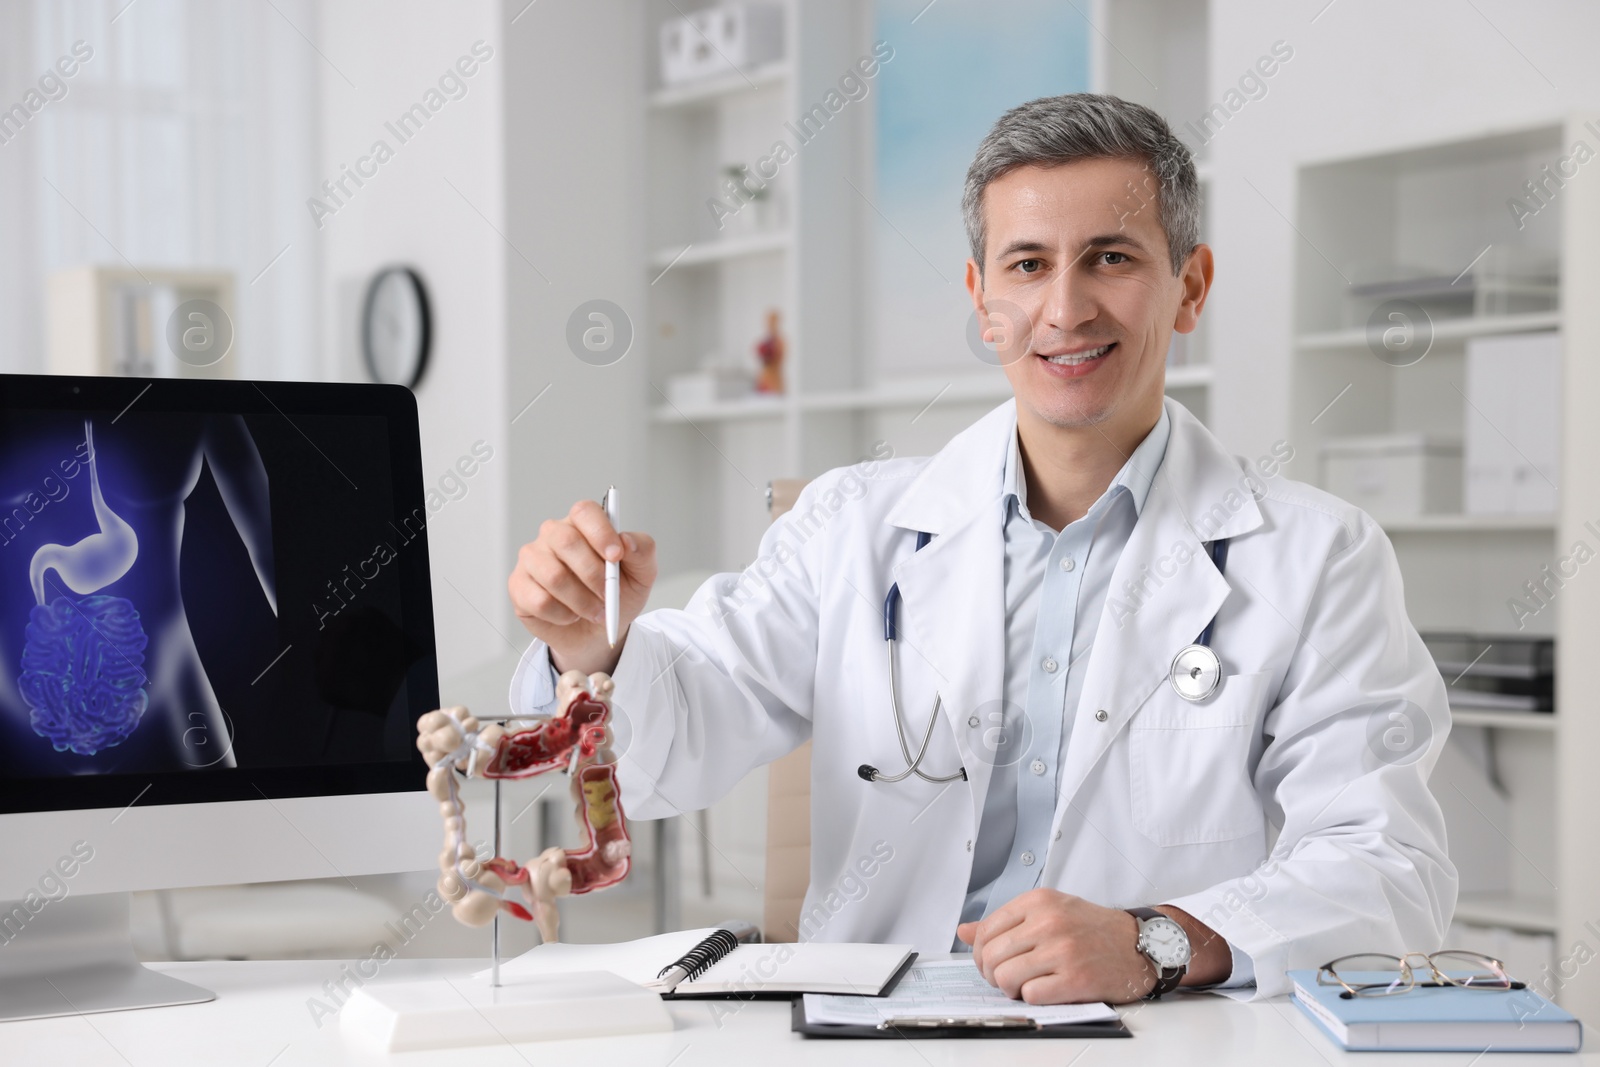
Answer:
[{"left": 1139, "top": 917, "right": 1192, "bottom": 969}]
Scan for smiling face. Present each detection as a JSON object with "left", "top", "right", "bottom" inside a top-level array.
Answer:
[{"left": 965, "top": 157, "right": 1212, "bottom": 441}]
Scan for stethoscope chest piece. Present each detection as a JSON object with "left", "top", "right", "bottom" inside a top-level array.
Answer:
[{"left": 1169, "top": 643, "right": 1222, "bottom": 703}]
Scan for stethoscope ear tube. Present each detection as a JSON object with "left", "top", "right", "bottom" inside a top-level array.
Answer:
[{"left": 869, "top": 530, "right": 966, "bottom": 785}]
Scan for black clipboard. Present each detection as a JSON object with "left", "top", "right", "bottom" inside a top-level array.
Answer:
[{"left": 789, "top": 998, "right": 1133, "bottom": 1039}]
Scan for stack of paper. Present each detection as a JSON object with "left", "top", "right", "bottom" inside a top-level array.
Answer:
[{"left": 803, "top": 960, "right": 1119, "bottom": 1027}]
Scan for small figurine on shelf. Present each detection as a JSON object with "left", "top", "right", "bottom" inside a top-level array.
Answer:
[{"left": 754, "top": 309, "right": 785, "bottom": 395}]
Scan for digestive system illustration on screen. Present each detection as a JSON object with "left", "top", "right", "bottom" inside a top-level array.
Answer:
[
  {"left": 416, "top": 670, "right": 632, "bottom": 943},
  {"left": 19, "top": 421, "right": 150, "bottom": 756},
  {"left": 12, "top": 415, "right": 276, "bottom": 769}
]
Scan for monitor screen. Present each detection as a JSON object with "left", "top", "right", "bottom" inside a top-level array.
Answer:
[{"left": 0, "top": 375, "right": 438, "bottom": 814}]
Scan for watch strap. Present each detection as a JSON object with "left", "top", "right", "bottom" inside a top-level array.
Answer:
[{"left": 1127, "top": 907, "right": 1186, "bottom": 999}]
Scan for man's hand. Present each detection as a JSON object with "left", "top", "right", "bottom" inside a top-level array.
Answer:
[
  {"left": 954, "top": 889, "right": 1230, "bottom": 1004},
  {"left": 508, "top": 499, "right": 657, "bottom": 675}
]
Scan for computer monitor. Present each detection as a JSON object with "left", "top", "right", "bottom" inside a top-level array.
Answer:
[{"left": 0, "top": 374, "right": 442, "bottom": 1022}]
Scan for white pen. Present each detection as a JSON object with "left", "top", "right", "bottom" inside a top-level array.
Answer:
[{"left": 603, "top": 485, "right": 620, "bottom": 648}]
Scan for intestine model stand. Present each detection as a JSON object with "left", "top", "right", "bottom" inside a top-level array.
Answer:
[{"left": 415, "top": 670, "right": 631, "bottom": 947}]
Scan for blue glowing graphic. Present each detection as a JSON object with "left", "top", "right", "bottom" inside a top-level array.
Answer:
[
  {"left": 19, "top": 420, "right": 150, "bottom": 755},
  {"left": 19, "top": 594, "right": 150, "bottom": 754}
]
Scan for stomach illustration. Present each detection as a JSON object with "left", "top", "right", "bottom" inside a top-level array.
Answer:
[{"left": 19, "top": 421, "right": 150, "bottom": 756}]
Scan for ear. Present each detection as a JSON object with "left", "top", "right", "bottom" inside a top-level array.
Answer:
[
  {"left": 1172, "top": 244, "right": 1214, "bottom": 335},
  {"left": 965, "top": 257, "right": 986, "bottom": 316}
]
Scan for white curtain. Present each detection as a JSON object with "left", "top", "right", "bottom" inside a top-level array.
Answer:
[{"left": 0, "top": 0, "right": 320, "bottom": 379}]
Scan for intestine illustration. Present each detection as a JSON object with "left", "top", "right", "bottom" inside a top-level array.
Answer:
[
  {"left": 19, "top": 422, "right": 150, "bottom": 755},
  {"left": 5, "top": 413, "right": 277, "bottom": 772},
  {"left": 416, "top": 671, "right": 632, "bottom": 943}
]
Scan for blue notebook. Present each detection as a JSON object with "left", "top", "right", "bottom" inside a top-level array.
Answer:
[{"left": 1289, "top": 969, "right": 1582, "bottom": 1052}]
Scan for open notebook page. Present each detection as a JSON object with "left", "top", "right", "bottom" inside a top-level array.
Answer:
[{"left": 485, "top": 929, "right": 913, "bottom": 994}]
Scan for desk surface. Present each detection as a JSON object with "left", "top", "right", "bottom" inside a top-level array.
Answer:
[{"left": 0, "top": 958, "right": 1590, "bottom": 1065}]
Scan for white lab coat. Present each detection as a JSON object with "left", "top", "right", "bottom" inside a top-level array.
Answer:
[{"left": 588, "top": 397, "right": 1457, "bottom": 1000}]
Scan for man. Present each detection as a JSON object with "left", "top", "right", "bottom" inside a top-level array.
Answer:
[{"left": 504, "top": 94, "right": 1456, "bottom": 1004}]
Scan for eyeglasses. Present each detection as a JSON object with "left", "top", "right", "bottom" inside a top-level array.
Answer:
[{"left": 1318, "top": 951, "right": 1525, "bottom": 999}]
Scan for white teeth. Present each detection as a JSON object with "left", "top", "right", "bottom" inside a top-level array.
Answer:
[{"left": 1044, "top": 344, "right": 1112, "bottom": 365}]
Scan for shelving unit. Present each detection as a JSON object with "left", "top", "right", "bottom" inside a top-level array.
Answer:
[
  {"left": 1450, "top": 709, "right": 1558, "bottom": 732},
  {"left": 637, "top": 1, "right": 1221, "bottom": 576},
  {"left": 1289, "top": 118, "right": 1600, "bottom": 1007}
]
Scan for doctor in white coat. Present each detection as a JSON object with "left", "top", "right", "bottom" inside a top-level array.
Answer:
[{"left": 504, "top": 94, "right": 1457, "bottom": 1004}]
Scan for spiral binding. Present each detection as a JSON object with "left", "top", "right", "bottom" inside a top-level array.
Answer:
[{"left": 658, "top": 927, "right": 740, "bottom": 981}]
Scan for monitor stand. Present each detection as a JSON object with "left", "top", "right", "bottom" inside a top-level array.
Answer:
[{"left": 0, "top": 891, "right": 214, "bottom": 1023}]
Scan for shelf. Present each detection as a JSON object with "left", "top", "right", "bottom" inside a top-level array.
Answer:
[
  {"left": 648, "top": 229, "right": 791, "bottom": 271},
  {"left": 1453, "top": 892, "right": 1557, "bottom": 934},
  {"left": 793, "top": 364, "right": 1213, "bottom": 415},
  {"left": 1380, "top": 514, "right": 1557, "bottom": 534},
  {"left": 1295, "top": 310, "right": 1561, "bottom": 351},
  {"left": 648, "top": 61, "right": 790, "bottom": 109},
  {"left": 651, "top": 393, "right": 789, "bottom": 425},
  {"left": 1450, "top": 708, "right": 1557, "bottom": 732},
  {"left": 800, "top": 374, "right": 1010, "bottom": 413}
]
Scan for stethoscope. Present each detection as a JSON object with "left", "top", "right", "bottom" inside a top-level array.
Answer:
[
  {"left": 859, "top": 532, "right": 968, "bottom": 784},
  {"left": 859, "top": 532, "right": 1233, "bottom": 785},
  {"left": 1168, "top": 537, "right": 1231, "bottom": 703}
]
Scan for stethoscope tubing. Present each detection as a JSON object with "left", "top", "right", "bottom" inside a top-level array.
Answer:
[{"left": 869, "top": 530, "right": 1231, "bottom": 783}]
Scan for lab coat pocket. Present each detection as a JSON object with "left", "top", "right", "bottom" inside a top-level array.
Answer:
[{"left": 1128, "top": 669, "right": 1272, "bottom": 846}]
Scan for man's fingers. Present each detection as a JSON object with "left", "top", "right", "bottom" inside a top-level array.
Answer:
[
  {"left": 969, "top": 906, "right": 1026, "bottom": 985},
  {"left": 569, "top": 499, "right": 622, "bottom": 562},
  {"left": 515, "top": 544, "right": 600, "bottom": 623},
  {"left": 975, "top": 926, "right": 1036, "bottom": 989},
  {"left": 550, "top": 520, "right": 608, "bottom": 600},
  {"left": 974, "top": 906, "right": 1025, "bottom": 948},
  {"left": 990, "top": 948, "right": 1054, "bottom": 1002},
  {"left": 620, "top": 530, "right": 657, "bottom": 588},
  {"left": 509, "top": 566, "right": 580, "bottom": 626}
]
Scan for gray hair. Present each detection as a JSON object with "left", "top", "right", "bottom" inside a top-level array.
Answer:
[{"left": 962, "top": 93, "right": 1199, "bottom": 277}]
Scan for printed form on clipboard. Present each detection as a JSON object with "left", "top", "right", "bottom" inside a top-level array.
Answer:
[{"left": 803, "top": 959, "right": 1121, "bottom": 1027}]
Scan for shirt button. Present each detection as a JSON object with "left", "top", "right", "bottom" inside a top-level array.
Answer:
[
  {"left": 966, "top": 840, "right": 973, "bottom": 852},
  {"left": 1095, "top": 709, "right": 1109, "bottom": 722},
  {"left": 1054, "top": 829, "right": 1062, "bottom": 841},
  {"left": 1060, "top": 556, "right": 1076, "bottom": 572},
  {"left": 1030, "top": 759, "right": 1046, "bottom": 776},
  {"left": 1020, "top": 851, "right": 1036, "bottom": 866},
  {"left": 967, "top": 715, "right": 979, "bottom": 728},
  {"left": 1041, "top": 657, "right": 1058, "bottom": 674}
]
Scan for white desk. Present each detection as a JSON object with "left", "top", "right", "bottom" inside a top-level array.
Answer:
[{"left": 0, "top": 958, "right": 1589, "bottom": 1065}]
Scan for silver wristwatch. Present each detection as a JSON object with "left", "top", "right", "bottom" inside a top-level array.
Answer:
[{"left": 1127, "top": 907, "right": 1190, "bottom": 999}]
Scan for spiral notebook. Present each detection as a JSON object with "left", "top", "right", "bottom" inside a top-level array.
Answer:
[{"left": 493, "top": 928, "right": 917, "bottom": 999}]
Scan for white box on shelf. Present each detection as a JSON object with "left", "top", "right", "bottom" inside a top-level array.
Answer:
[
  {"left": 1465, "top": 332, "right": 1561, "bottom": 516},
  {"left": 659, "top": 4, "right": 784, "bottom": 86},
  {"left": 666, "top": 367, "right": 753, "bottom": 408},
  {"left": 1321, "top": 434, "right": 1463, "bottom": 520}
]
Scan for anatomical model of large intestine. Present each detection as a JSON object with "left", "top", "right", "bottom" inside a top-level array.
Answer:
[{"left": 415, "top": 671, "right": 631, "bottom": 943}]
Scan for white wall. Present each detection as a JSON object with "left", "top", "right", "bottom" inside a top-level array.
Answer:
[
  {"left": 1204, "top": 0, "right": 1600, "bottom": 466},
  {"left": 501, "top": 0, "right": 649, "bottom": 622},
  {"left": 314, "top": 0, "right": 510, "bottom": 687}
]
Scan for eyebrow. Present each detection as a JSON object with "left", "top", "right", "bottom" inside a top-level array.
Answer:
[{"left": 993, "top": 233, "right": 1150, "bottom": 262}]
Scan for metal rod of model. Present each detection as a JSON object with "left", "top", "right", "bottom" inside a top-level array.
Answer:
[{"left": 415, "top": 670, "right": 631, "bottom": 947}]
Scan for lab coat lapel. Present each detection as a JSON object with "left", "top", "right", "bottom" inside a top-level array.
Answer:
[
  {"left": 883, "top": 402, "right": 1015, "bottom": 829},
  {"left": 1050, "top": 400, "right": 1266, "bottom": 827}
]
